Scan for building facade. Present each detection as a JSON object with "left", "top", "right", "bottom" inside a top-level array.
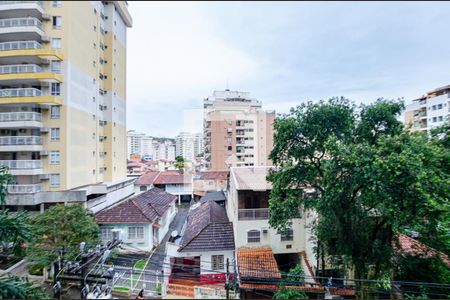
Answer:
[
  {"left": 404, "top": 85, "right": 450, "bottom": 132},
  {"left": 203, "top": 90, "right": 275, "bottom": 171},
  {"left": 0, "top": 1, "right": 133, "bottom": 212},
  {"left": 175, "top": 131, "right": 202, "bottom": 162}
]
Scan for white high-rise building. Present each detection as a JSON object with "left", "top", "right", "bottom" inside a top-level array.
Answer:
[{"left": 175, "top": 132, "right": 201, "bottom": 161}]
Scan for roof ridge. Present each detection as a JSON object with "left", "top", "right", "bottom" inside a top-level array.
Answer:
[
  {"left": 178, "top": 222, "right": 210, "bottom": 251},
  {"left": 130, "top": 194, "right": 155, "bottom": 223}
]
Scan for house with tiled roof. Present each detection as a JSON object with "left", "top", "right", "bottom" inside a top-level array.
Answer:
[
  {"left": 227, "top": 166, "right": 318, "bottom": 295},
  {"left": 134, "top": 170, "right": 194, "bottom": 204},
  {"left": 95, "top": 187, "right": 177, "bottom": 251},
  {"left": 165, "top": 200, "right": 235, "bottom": 286}
]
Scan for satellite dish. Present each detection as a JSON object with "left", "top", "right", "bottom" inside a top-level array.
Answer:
[{"left": 171, "top": 230, "right": 178, "bottom": 238}]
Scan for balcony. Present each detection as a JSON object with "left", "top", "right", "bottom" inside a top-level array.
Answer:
[
  {"left": 0, "top": 18, "right": 45, "bottom": 42},
  {"left": 0, "top": 111, "right": 42, "bottom": 128},
  {"left": 0, "top": 135, "right": 41, "bottom": 145},
  {"left": 0, "top": 159, "right": 43, "bottom": 175},
  {"left": 238, "top": 208, "right": 269, "bottom": 220},
  {"left": 0, "top": 40, "right": 42, "bottom": 51},
  {"left": 0, "top": 64, "right": 62, "bottom": 84},
  {"left": 0, "top": 2, "right": 44, "bottom": 19},
  {"left": 7, "top": 183, "right": 41, "bottom": 194},
  {"left": 0, "top": 88, "right": 62, "bottom": 105}
]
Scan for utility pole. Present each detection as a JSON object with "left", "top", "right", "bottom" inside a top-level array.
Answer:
[{"left": 226, "top": 258, "right": 230, "bottom": 300}]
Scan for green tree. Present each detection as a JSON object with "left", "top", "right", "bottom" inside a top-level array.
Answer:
[
  {"left": 0, "top": 275, "right": 50, "bottom": 299},
  {"left": 27, "top": 204, "right": 100, "bottom": 267},
  {"left": 268, "top": 98, "right": 449, "bottom": 294},
  {"left": 0, "top": 166, "right": 13, "bottom": 210},
  {"left": 175, "top": 156, "right": 185, "bottom": 172},
  {"left": 273, "top": 264, "right": 308, "bottom": 299},
  {"left": 0, "top": 210, "right": 31, "bottom": 257}
]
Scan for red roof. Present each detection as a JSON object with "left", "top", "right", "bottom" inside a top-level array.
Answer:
[
  {"left": 237, "top": 247, "right": 281, "bottom": 279},
  {"left": 95, "top": 188, "right": 176, "bottom": 224},
  {"left": 395, "top": 234, "right": 450, "bottom": 267},
  {"left": 154, "top": 171, "right": 192, "bottom": 185},
  {"left": 135, "top": 171, "right": 160, "bottom": 185},
  {"left": 195, "top": 171, "right": 228, "bottom": 181}
]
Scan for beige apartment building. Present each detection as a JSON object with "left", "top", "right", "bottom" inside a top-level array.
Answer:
[
  {"left": 404, "top": 84, "right": 450, "bottom": 132},
  {"left": 0, "top": 1, "right": 133, "bottom": 213},
  {"left": 203, "top": 90, "right": 275, "bottom": 171}
]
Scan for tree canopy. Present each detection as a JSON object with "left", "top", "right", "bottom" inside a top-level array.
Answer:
[
  {"left": 0, "top": 210, "right": 31, "bottom": 257},
  {"left": 268, "top": 97, "right": 449, "bottom": 284},
  {"left": 0, "top": 276, "right": 50, "bottom": 299},
  {"left": 27, "top": 204, "right": 100, "bottom": 267}
]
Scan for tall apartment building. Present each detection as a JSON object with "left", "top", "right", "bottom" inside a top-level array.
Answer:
[
  {"left": 0, "top": 1, "right": 133, "bottom": 213},
  {"left": 404, "top": 84, "right": 450, "bottom": 132},
  {"left": 175, "top": 132, "right": 202, "bottom": 162},
  {"left": 203, "top": 90, "right": 275, "bottom": 171},
  {"left": 127, "top": 130, "right": 145, "bottom": 157}
]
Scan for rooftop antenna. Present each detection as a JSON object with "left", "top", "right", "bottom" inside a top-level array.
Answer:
[{"left": 225, "top": 78, "right": 230, "bottom": 91}]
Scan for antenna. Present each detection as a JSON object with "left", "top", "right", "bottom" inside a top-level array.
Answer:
[{"left": 226, "top": 78, "right": 230, "bottom": 91}]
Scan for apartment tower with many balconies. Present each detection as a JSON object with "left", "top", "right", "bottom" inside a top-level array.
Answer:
[
  {"left": 0, "top": 1, "right": 133, "bottom": 213},
  {"left": 203, "top": 90, "right": 275, "bottom": 171},
  {"left": 404, "top": 84, "right": 450, "bottom": 132}
]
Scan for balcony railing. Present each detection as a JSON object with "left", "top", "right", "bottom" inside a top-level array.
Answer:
[
  {"left": 0, "top": 64, "right": 42, "bottom": 74},
  {"left": 238, "top": 208, "right": 269, "bottom": 220},
  {"left": 0, "top": 136, "right": 42, "bottom": 145},
  {"left": 0, "top": 111, "right": 42, "bottom": 122},
  {"left": 0, "top": 160, "right": 42, "bottom": 169},
  {"left": 0, "top": 40, "right": 43, "bottom": 51},
  {"left": 7, "top": 183, "right": 41, "bottom": 194},
  {"left": 0, "top": 17, "right": 43, "bottom": 30},
  {"left": 0, "top": 88, "right": 42, "bottom": 98},
  {"left": 0, "top": 1, "right": 43, "bottom": 6}
]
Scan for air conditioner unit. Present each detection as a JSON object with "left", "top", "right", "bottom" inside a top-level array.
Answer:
[
  {"left": 40, "top": 150, "right": 49, "bottom": 156},
  {"left": 40, "top": 127, "right": 49, "bottom": 133},
  {"left": 42, "top": 13, "right": 51, "bottom": 20},
  {"left": 41, "top": 58, "right": 51, "bottom": 65},
  {"left": 41, "top": 36, "right": 50, "bottom": 42},
  {"left": 40, "top": 174, "right": 49, "bottom": 180},
  {"left": 261, "top": 227, "right": 269, "bottom": 234}
]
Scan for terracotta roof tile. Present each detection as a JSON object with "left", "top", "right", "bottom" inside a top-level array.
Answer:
[
  {"left": 95, "top": 188, "right": 176, "bottom": 224},
  {"left": 237, "top": 247, "right": 281, "bottom": 279},
  {"left": 135, "top": 171, "right": 161, "bottom": 185},
  {"left": 395, "top": 234, "right": 450, "bottom": 267},
  {"left": 195, "top": 171, "right": 229, "bottom": 181},
  {"left": 154, "top": 171, "right": 192, "bottom": 185}
]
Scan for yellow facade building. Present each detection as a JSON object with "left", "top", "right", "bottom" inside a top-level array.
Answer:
[{"left": 0, "top": 1, "right": 133, "bottom": 212}]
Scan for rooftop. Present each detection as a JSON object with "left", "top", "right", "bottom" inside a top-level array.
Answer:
[
  {"left": 95, "top": 187, "right": 176, "bottom": 224},
  {"left": 178, "top": 200, "right": 234, "bottom": 253},
  {"left": 194, "top": 171, "right": 229, "bottom": 181},
  {"left": 135, "top": 170, "right": 192, "bottom": 185},
  {"left": 200, "top": 191, "right": 226, "bottom": 203},
  {"left": 230, "top": 166, "right": 274, "bottom": 191},
  {"left": 237, "top": 247, "right": 281, "bottom": 279}
]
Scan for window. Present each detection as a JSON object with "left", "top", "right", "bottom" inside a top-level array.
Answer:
[
  {"left": 128, "top": 226, "right": 144, "bottom": 241},
  {"left": 50, "top": 128, "right": 60, "bottom": 141},
  {"left": 437, "top": 104, "right": 443, "bottom": 110},
  {"left": 49, "top": 151, "right": 60, "bottom": 164},
  {"left": 51, "top": 61, "right": 62, "bottom": 74},
  {"left": 228, "top": 146, "right": 232, "bottom": 151},
  {"left": 51, "top": 82, "right": 60, "bottom": 96},
  {"left": 211, "top": 255, "right": 224, "bottom": 270},
  {"left": 247, "top": 230, "right": 260, "bottom": 243},
  {"left": 51, "top": 38, "right": 61, "bottom": 50},
  {"left": 432, "top": 105, "right": 437, "bottom": 110},
  {"left": 414, "top": 120, "right": 420, "bottom": 128},
  {"left": 438, "top": 116, "right": 443, "bottom": 122},
  {"left": 50, "top": 106, "right": 60, "bottom": 119},
  {"left": 93, "top": 25, "right": 96, "bottom": 31},
  {"left": 50, "top": 174, "right": 60, "bottom": 187},
  {"left": 280, "top": 228, "right": 294, "bottom": 242},
  {"left": 100, "top": 227, "right": 113, "bottom": 241},
  {"left": 52, "top": 16, "right": 62, "bottom": 29},
  {"left": 432, "top": 117, "right": 437, "bottom": 122},
  {"left": 52, "top": 0, "right": 62, "bottom": 7}
]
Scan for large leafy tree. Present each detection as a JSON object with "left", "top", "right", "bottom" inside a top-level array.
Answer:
[
  {"left": 0, "top": 210, "right": 31, "bottom": 257},
  {"left": 268, "top": 98, "right": 449, "bottom": 287},
  {"left": 0, "top": 276, "right": 50, "bottom": 299},
  {"left": 27, "top": 204, "right": 100, "bottom": 267},
  {"left": 0, "top": 166, "right": 13, "bottom": 210}
]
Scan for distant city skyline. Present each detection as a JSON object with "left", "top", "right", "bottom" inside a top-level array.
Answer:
[{"left": 127, "top": 1, "right": 450, "bottom": 137}]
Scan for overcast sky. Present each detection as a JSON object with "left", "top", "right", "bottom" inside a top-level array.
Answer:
[{"left": 126, "top": 1, "right": 450, "bottom": 138}]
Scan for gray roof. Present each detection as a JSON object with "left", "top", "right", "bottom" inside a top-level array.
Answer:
[
  {"left": 178, "top": 200, "right": 234, "bottom": 253},
  {"left": 200, "top": 191, "right": 226, "bottom": 203}
]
